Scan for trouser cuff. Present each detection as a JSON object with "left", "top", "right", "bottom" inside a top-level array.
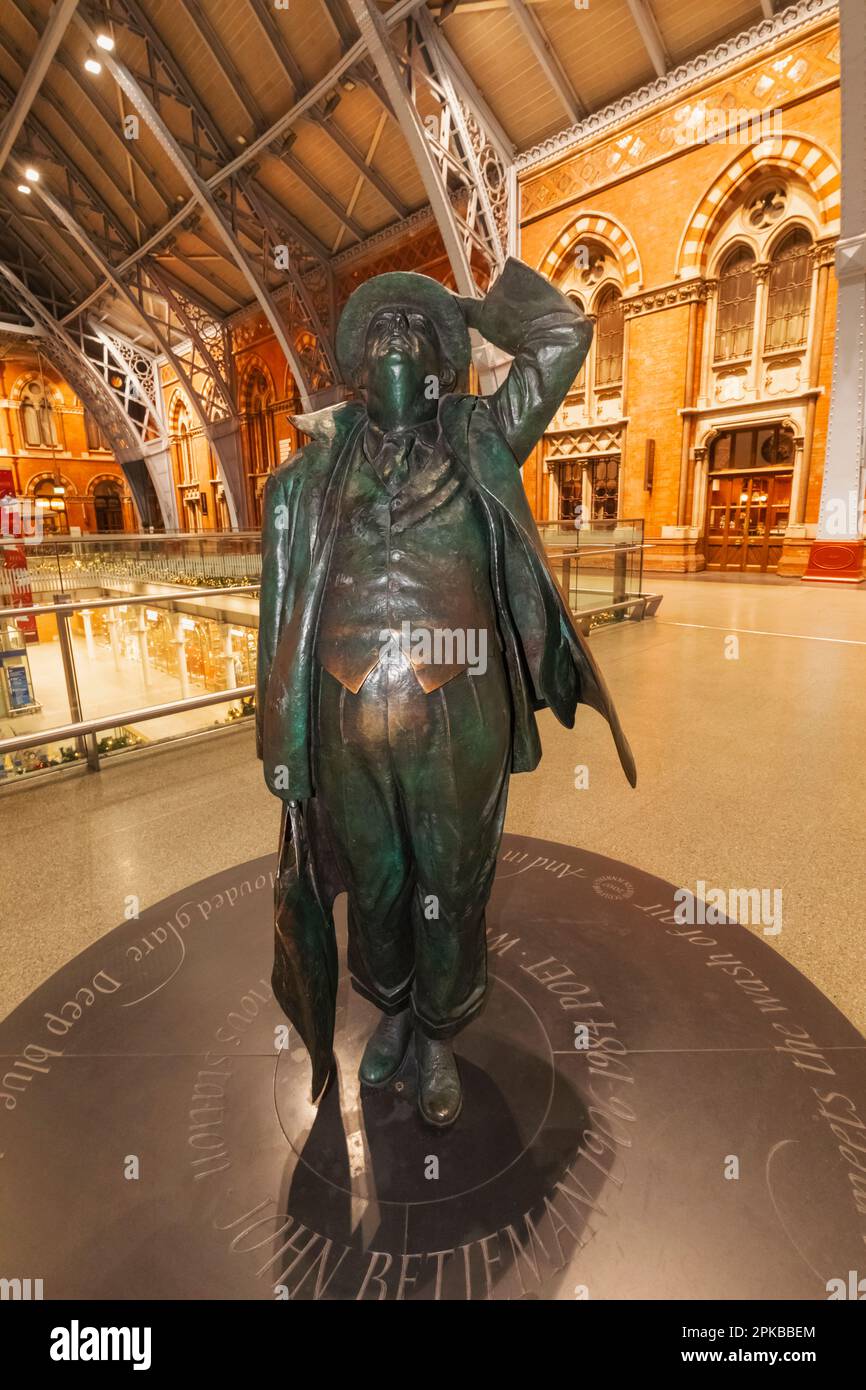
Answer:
[
  {"left": 350, "top": 972, "right": 413, "bottom": 1015},
  {"left": 411, "top": 988, "right": 486, "bottom": 1040}
]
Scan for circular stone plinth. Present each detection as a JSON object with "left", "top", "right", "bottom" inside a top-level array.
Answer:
[{"left": 1, "top": 834, "right": 864, "bottom": 1302}]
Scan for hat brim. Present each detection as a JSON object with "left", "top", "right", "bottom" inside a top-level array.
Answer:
[{"left": 336, "top": 271, "right": 471, "bottom": 382}]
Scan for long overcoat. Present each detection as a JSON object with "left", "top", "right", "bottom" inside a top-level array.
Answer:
[{"left": 256, "top": 259, "right": 636, "bottom": 1098}]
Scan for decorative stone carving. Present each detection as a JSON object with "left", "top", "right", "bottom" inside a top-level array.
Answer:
[
  {"left": 715, "top": 368, "right": 748, "bottom": 402},
  {"left": 764, "top": 355, "right": 804, "bottom": 395},
  {"left": 517, "top": 0, "right": 838, "bottom": 176},
  {"left": 553, "top": 399, "right": 587, "bottom": 430},
  {"left": 746, "top": 185, "right": 788, "bottom": 229},
  {"left": 580, "top": 254, "right": 608, "bottom": 288},
  {"left": 622, "top": 279, "right": 713, "bottom": 317},
  {"left": 596, "top": 393, "right": 623, "bottom": 422},
  {"left": 812, "top": 238, "right": 838, "bottom": 268},
  {"left": 544, "top": 423, "right": 624, "bottom": 463}
]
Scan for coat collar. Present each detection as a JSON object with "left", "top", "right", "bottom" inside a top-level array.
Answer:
[
  {"left": 290, "top": 399, "right": 365, "bottom": 447},
  {"left": 293, "top": 395, "right": 468, "bottom": 452}
]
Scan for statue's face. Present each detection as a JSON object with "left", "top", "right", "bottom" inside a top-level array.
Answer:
[{"left": 362, "top": 307, "right": 441, "bottom": 383}]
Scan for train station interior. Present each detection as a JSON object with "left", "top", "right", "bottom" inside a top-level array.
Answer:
[{"left": 0, "top": 0, "right": 864, "bottom": 1309}]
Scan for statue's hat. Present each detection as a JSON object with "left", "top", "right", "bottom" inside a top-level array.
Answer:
[{"left": 336, "top": 271, "right": 471, "bottom": 381}]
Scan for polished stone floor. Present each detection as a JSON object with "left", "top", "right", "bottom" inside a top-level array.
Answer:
[{"left": 1, "top": 573, "right": 864, "bottom": 1033}]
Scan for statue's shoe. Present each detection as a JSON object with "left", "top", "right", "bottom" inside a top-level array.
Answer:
[
  {"left": 358, "top": 1007, "right": 412, "bottom": 1087},
  {"left": 416, "top": 1032, "right": 462, "bottom": 1127}
]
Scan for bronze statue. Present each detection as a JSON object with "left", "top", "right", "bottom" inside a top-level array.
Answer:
[{"left": 256, "top": 257, "right": 635, "bottom": 1127}]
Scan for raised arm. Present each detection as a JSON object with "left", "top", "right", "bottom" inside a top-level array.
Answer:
[{"left": 459, "top": 257, "right": 592, "bottom": 464}]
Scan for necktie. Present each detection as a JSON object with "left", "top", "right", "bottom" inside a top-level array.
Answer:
[{"left": 376, "top": 432, "right": 414, "bottom": 493}]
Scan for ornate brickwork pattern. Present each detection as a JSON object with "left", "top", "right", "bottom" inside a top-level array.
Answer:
[
  {"left": 543, "top": 213, "right": 643, "bottom": 291},
  {"left": 520, "top": 8, "right": 840, "bottom": 222},
  {"left": 677, "top": 135, "right": 841, "bottom": 276}
]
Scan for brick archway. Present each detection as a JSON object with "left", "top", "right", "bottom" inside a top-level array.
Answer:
[
  {"left": 676, "top": 134, "right": 841, "bottom": 279},
  {"left": 540, "top": 212, "right": 643, "bottom": 292},
  {"left": 238, "top": 356, "right": 276, "bottom": 411}
]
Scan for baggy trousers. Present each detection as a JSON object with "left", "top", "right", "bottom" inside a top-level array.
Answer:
[{"left": 314, "top": 652, "right": 511, "bottom": 1038}]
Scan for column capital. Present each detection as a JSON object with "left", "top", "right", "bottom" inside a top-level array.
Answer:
[{"left": 812, "top": 237, "right": 838, "bottom": 270}]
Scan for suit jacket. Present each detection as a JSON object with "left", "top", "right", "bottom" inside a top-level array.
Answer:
[{"left": 255, "top": 259, "right": 636, "bottom": 1098}]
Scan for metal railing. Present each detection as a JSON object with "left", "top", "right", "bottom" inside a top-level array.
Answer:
[
  {"left": 0, "top": 586, "right": 260, "bottom": 780},
  {"left": 0, "top": 532, "right": 262, "bottom": 599},
  {"left": 0, "top": 524, "right": 661, "bottom": 785},
  {"left": 0, "top": 685, "right": 255, "bottom": 763}
]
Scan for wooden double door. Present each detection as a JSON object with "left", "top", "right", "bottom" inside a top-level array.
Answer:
[{"left": 705, "top": 471, "right": 792, "bottom": 572}]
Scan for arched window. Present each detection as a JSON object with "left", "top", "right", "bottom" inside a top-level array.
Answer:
[
  {"left": 765, "top": 228, "right": 813, "bottom": 351},
  {"left": 180, "top": 423, "right": 194, "bottom": 481},
  {"left": 173, "top": 402, "right": 195, "bottom": 483},
  {"left": 568, "top": 293, "right": 588, "bottom": 391},
  {"left": 594, "top": 288, "right": 623, "bottom": 388},
  {"left": 93, "top": 481, "right": 124, "bottom": 532},
  {"left": 714, "top": 246, "right": 756, "bottom": 362},
  {"left": 245, "top": 369, "right": 275, "bottom": 477},
  {"left": 33, "top": 479, "right": 69, "bottom": 534},
  {"left": 20, "top": 380, "right": 62, "bottom": 449}
]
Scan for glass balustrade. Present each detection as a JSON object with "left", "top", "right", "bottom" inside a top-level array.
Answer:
[{"left": 0, "top": 525, "right": 656, "bottom": 783}]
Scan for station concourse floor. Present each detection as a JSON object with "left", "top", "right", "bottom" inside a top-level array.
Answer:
[{"left": 2, "top": 572, "right": 864, "bottom": 1035}]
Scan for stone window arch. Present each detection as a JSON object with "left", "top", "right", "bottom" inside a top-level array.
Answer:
[
  {"left": 676, "top": 135, "right": 839, "bottom": 279},
  {"left": 170, "top": 396, "right": 195, "bottom": 484},
  {"left": 242, "top": 365, "right": 276, "bottom": 478}
]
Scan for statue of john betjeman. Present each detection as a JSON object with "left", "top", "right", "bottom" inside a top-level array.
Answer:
[{"left": 256, "top": 257, "right": 635, "bottom": 1128}]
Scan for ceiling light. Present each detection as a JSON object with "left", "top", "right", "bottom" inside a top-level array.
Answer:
[
  {"left": 84, "top": 58, "right": 102, "bottom": 75},
  {"left": 96, "top": 33, "right": 115, "bottom": 51},
  {"left": 24, "top": 167, "right": 39, "bottom": 183},
  {"left": 17, "top": 184, "right": 31, "bottom": 194}
]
